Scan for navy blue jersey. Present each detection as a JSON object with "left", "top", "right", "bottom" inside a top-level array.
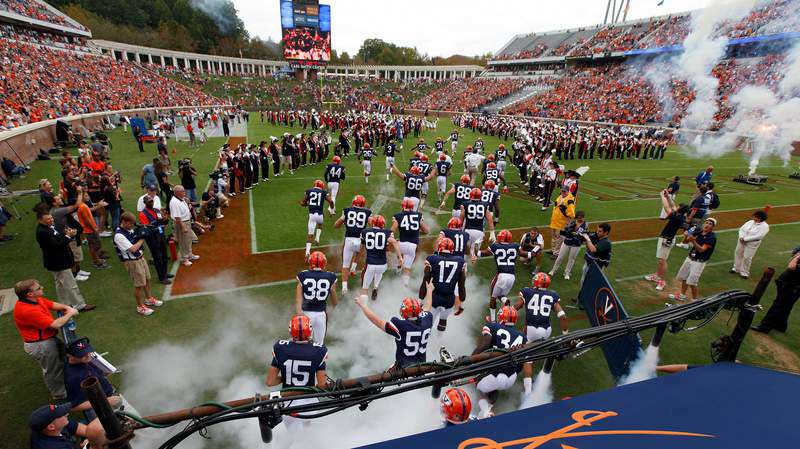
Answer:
[
  {"left": 436, "top": 160, "right": 452, "bottom": 177},
  {"left": 394, "top": 211, "right": 423, "bottom": 244},
  {"left": 418, "top": 161, "right": 433, "bottom": 176},
  {"left": 361, "top": 149, "right": 374, "bottom": 160},
  {"left": 450, "top": 131, "right": 459, "bottom": 142},
  {"left": 481, "top": 189, "right": 499, "bottom": 210},
  {"left": 361, "top": 228, "right": 393, "bottom": 265},
  {"left": 495, "top": 148, "right": 508, "bottom": 160},
  {"left": 343, "top": 207, "right": 371, "bottom": 238},
  {"left": 482, "top": 322, "right": 526, "bottom": 376},
  {"left": 417, "top": 143, "right": 428, "bottom": 152},
  {"left": 474, "top": 140, "right": 484, "bottom": 151},
  {"left": 484, "top": 168, "right": 500, "bottom": 184},
  {"left": 384, "top": 143, "right": 396, "bottom": 157},
  {"left": 271, "top": 340, "right": 327, "bottom": 388},
  {"left": 305, "top": 188, "right": 327, "bottom": 215},
  {"left": 385, "top": 312, "right": 433, "bottom": 368},
  {"left": 426, "top": 253, "right": 465, "bottom": 308},
  {"left": 435, "top": 140, "right": 444, "bottom": 152},
  {"left": 489, "top": 242, "right": 519, "bottom": 274},
  {"left": 404, "top": 173, "right": 425, "bottom": 198},
  {"left": 452, "top": 183, "right": 472, "bottom": 210},
  {"left": 441, "top": 229, "right": 469, "bottom": 258},
  {"left": 463, "top": 200, "right": 489, "bottom": 230},
  {"left": 297, "top": 270, "right": 337, "bottom": 312},
  {"left": 324, "top": 164, "right": 345, "bottom": 183},
  {"left": 408, "top": 158, "right": 421, "bottom": 170},
  {"left": 520, "top": 287, "right": 560, "bottom": 329}
]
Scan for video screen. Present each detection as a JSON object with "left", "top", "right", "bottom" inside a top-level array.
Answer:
[{"left": 282, "top": 26, "right": 331, "bottom": 62}]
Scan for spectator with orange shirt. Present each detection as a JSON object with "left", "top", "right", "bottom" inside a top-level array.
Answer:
[{"left": 76, "top": 191, "right": 109, "bottom": 269}]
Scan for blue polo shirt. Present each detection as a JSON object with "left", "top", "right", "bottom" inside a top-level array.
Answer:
[
  {"left": 30, "top": 419, "right": 78, "bottom": 449},
  {"left": 64, "top": 362, "right": 115, "bottom": 408}
]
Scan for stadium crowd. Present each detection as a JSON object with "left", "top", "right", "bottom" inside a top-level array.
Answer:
[
  {"left": 0, "top": 0, "right": 87, "bottom": 30},
  {"left": 410, "top": 78, "right": 532, "bottom": 112}
]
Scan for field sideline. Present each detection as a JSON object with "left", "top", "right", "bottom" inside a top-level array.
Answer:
[{"left": 1, "top": 117, "right": 799, "bottom": 448}]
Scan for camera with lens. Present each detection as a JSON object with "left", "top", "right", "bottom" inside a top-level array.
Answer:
[
  {"left": 209, "top": 167, "right": 227, "bottom": 180},
  {"left": 559, "top": 221, "right": 587, "bottom": 240},
  {"left": 792, "top": 246, "right": 800, "bottom": 256},
  {"left": 178, "top": 158, "right": 192, "bottom": 169},
  {"left": 133, "top": 224, "right": 158, "bottom": 240}
]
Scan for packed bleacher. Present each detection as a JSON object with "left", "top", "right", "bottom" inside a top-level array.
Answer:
[
  {"left": 0, "top": 38, "right": 220, "bottom": 130},
  {"left": 409, "top": 78, "right": 532, "bottom": 112},
  {"left": 0, "top": 22, "right": 90, "bottom": 51},
  {"left": 0, "top": 0, "right": 86, "bottom": 31}
]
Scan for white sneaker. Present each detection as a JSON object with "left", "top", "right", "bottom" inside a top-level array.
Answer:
[
  {"left": 182, "top": 260, "right": 193, "bottom": 267},
  {"left": 190, "top": 255, "right": 200, "bottom": 261},
  {"left": 342, "top": 285, "right": 348, "bottom": 293},
  {"left": 547, "top": 271, "right": 554, "bottom": 276},
  {"left": 78, "top": 270, "right": 91, "bottom": 277},
  {"left": 137, "top": 306, "right": 154, "bottom": 316},
  {"left": 564, "top": 273, "right": 570, "bottom": 280},
  {"left": 99, "top": 231, "right": 113, "bottom": 237},
  {"left": 644, "top": 274, "right": 660, "bottom": 282},
  {"left": 144, "top": 297, "right": 164, "bottom": 307},
  {"left": 75, "top": 274, "right": 89, "bottom": 282}
]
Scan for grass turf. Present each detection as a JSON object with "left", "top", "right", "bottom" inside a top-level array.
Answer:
[{"left": 0, "top": 118, "right": 798, "bottom": 448}]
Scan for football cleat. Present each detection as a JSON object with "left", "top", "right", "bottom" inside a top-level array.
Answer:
[
  {"left": 400, "top": 297, "right": 423, "bottom": 319},
  {"left": 332, "top": 155, "right": 341, "bottom": 164},
  {"left": 309, "top": 251, "right": 327, "bottom": 270},
  {"left": 460, "top": 174, "right": 471, "bottom": 184},
  {"left": 487, "top": 162, "right": 497, "bottom": 170},
  {"left": 289, "top": 315, "right": 313, "bottom": 341},
  {"left": 441, "top": 388, "right": 472, "bottom": 424},
  {"left": 410, "top": 166, "right": 422, "bottom": 175},
  {"left": 469, "top": 187, "right": 482, "bottom": 200},
  {"left": 352, "top": 194, "right": 366, "bottom": 207},
  {"left": 533, "top": 272, "right": 551, "bottom": 288},
  {"left": 497, "top": 306, "right": 518, "bottom": 325},
  {"left": 314, "top": 179, "right": 325, "bottom": 189},
  {"left": 370, "top": 214, "right": 386, "bottom": 229},
  {"left": 484, "top": 180, "right": 496, "bottom": 190},
  {"left": 437, "top": 237, "right": 455, "bottom": 254},
  {"left": 401, "top": 198, "right": 415, "bottom": 211},
  {"left": 447, "top": 217, "right": 462, "bottom": 229},
  {"left": 497, "top": 230, "right": 513, "bottom": 243}
]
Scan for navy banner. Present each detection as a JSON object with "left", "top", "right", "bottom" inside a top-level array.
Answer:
[{"left": 578, "top": 258, "right": 641, "bottom": 379}]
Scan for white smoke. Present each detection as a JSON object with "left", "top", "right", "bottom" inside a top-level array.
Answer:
[
  {"left": 617, "top": 345, "right": 660, "bottom": 386},
  {"left": 190, "top": 0, "right": 240, "bottom": 35},
  {"left": 519, "top": 369, "right": 553, "bottom": 410},
  {"left": 123, "top": 257, "right": 493, "bottom": 449}
]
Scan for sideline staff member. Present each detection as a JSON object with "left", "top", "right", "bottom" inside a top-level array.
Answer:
[
  {"left": 29, "top": 403, "right": 106, "bottom": 448},
  {"left": 13, "top": 279, "right": 78, "bottom": 400},
  {"left": 670, "top": 217, "right": 717, "bottom": 301},
  {"left": 113, "top": 212, "right": 163, "bottom": 316},
  {"left": 752, "top": 249, "right": 800, "bottom": 334}
]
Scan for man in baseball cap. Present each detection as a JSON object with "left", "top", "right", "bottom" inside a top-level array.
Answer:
[
  {"left": 64, "top": 337, "right": 121, "bottom": 419},
  {"left": 29, "top": 402, "right": 105, "bottom": 448}
]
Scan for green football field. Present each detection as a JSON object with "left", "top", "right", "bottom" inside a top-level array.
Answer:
[{"left": 1, "top": 117, "right": 799, "bottom": 448}]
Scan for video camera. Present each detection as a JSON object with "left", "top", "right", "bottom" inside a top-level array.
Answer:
[
  {"left": 209, "top": 167, "right": 228, "bottom": 181},
  {"left": 559, "top": 221, "right": 588, "bottom": 240},
  {"left": 133, "top": 224, "right": 159, "bottom": 240}
]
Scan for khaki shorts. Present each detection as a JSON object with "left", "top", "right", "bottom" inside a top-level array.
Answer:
[
  {"left": 656, "top": 237, "right": 674, "bottom": 260},
  {"left": 124, "top": 258, "right": 151, "bottom": 287},
  {"left": 676, "top": 257, "right": 707, "bottom": 286},
  {"left": 69, "top": 239, "right": 83, "bottom": 263}
]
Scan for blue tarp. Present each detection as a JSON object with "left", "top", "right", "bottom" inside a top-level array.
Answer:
[
  {"left": 624, "top": 31, "right": 800, "bottom": 56},
  {"left": 359, "top": 363, "right": 800, "bottom": 449}
]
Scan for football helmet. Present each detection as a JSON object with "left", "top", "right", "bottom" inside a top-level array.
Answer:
[
  {"left": 447, "top": 217, "right": 462, "bottom": 229},
  {"left": 400, "top": 297, "right": 422, "bottom": 319},
  {"left": 439, "top": 153, "right": 447, "bottom": 161},
  {"left": 352, "top": 194, "right": 366, "bottom": 207},
  {"left": 441, "top": 388, "right": 472, "bottom": 424},
  {"left": 487, "top": 162, "right": 497, "bottom": 170},
  {"left": 421, "top": 154, "right": 429, "bottom": 162},
  {"left": 332, "top": 155, "right": 341, "bottom": 164},
  {"left": 363, "top": 142, "right": 371, "bottom": 149},
  {"left": 289, "top": 315, "right": 313, "bottom": 341},
  {"left": 497, "top": 230, "right": 513, "bottom": 243},
  {"left": 469, "top": 187, "right": 482, "bottom": 201},
  {"left": 309, "top": 251, "right": 327, "bottom": 270},
  {"left": 459, "top": 174, "right": 471, "bottom": 184},
  {"left": 484, "top": 180, "right": 496, "bottom": 190},
  {"left": 437, "top": 237, "right": 455, "bottom": 254},
  {"left": 498, "top": 144, "right": 506, "bottom": 149},
  {"left": 497, "top": 306, "right": 518, "bottom": 325},
  {"left": 313, "top": 179, "right": 325, "bottom": 189},
  {"left": 410, "top": 166, "right": 422, "bottom": 175},
  {"left": 370, "top": 214, "right": 386, "bottom": 228},
  {"left": 401, "top": 198, "right": 414, "bottom": 211},
  {"left": 533, "top": 272, "right": 551, "bottom": 289},
  {"left": 487, "top": 154, "right": 495, "bottom": 161}
]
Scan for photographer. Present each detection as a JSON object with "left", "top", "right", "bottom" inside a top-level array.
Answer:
[
  {"left": 113, "top": 212, "right": 163, "bottom": 316},
  {"left": 669, "top": 217, "right": 717, "bottom": 302},
  {"left": 752, "top": 248, "right": 800, "bottom": 334},
  {"left": 179, "top": 159, "right": 198, "bottom": 204},
  {"left": 578, "top": 223, "right": 612, "bottom": 289},
  {"left": 646, "top": 190, "right": 690, "bottom": 291},
  {"left": 549, "top": 210, "right": 588, "bottom": 280},
  {"left": 138, "top": 197, "right": 172, "bottom": 285}
]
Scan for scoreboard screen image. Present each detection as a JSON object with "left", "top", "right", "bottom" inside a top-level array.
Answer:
[{"left": 282, "top": 26, "right": 331, "bottom": 63}]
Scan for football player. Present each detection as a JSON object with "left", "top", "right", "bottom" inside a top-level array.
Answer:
[
  {"left": 495, "top": 144, "right": 509, "bottom": 176},
  {"left": 461, "top": 187, "right": 496, "bottom": 263},
  {"left": 435, "top": 153, "right": 452, "bottom": 203},
  {"left": 266, "top": 315, "right": 328, "bottom": 431},
  {"left": 447, "top": 129, "right": 459, "bottom": 153},
  {"left": 481, "top": 180, "right": 502, "bottom": 224},
  {"left": 514, "top": 272, "right": 568, "bottom": 341},
  {"left": 439, "top": 174, "right": 472, "bottom": 218},
  {"left": 415, "top": 138, "right": 428, "bottom": 153},
  {"left": 383, "top": 138, "right": 397, "bottom": 181},
  {"left": 323, "top": 156, "right": 345, "bottom": 215},
  {"left": 434, "top": 137, "right": 445, "bottom": 154},
  {"left": 391, "top": 164, "right": 435, "bottom": 212},
  {"left": 441, "top": 217, "right": 470, "bottom": 266},
  {"left": 354, "top": 279, "right": 434, "bottom": 369},
  {"left": 473, "top": 137, "right": 485, "bottom": 154},
  {"left": 359, "top": 215, "right": 403, "bottom": 301},
  {"left": 420, "top": 237, "right": 466, "bottom": 334},
  {"left": 334, "top": 194, "right": 372, "bottom": 293},
  {"left": 472, "top": 306, "right": 533, "bottom": 418},
  {"left": 359, "top": 142, "right": 374, "bottom": 184},
  {"left": 482, "top": 162, "right": 507, "bottom": 192},
  {"left": 476, "top": 230, "right": 518, "bottom": 321},
  {"left": 408, "top": 151, "right": 422, "bottom": 170},
  {"left": 441, "top": 387, "right": 473, "bottom": 427},
  {"left": 519, "top": 227, "right": 545, "bottom": 273},
  {"left": 392, "top": 198, "right": 429, "bottom": 287},
  {"left": 300, "top": 179, "right": 335, "bottom": 260},
  {"left": 417, "top": 154, "right": 434, "bottom": 209},
  {"left": 464, "top": 146, "right": 485, "bottom": 186},
  {"left": 296, "top": 252, "right": 338, "bottom": 345}
]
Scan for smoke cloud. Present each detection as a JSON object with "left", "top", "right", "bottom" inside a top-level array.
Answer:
[
  {"left": 519, "top": 370, "right": 553, "bottom": 410},
  {"left": 617, "top": 345, "right": 660, "bottom": 386}
]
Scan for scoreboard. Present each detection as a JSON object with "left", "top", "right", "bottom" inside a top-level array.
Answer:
[{"left": 280, "top": 0, "right": 331, "bottom": 68}]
